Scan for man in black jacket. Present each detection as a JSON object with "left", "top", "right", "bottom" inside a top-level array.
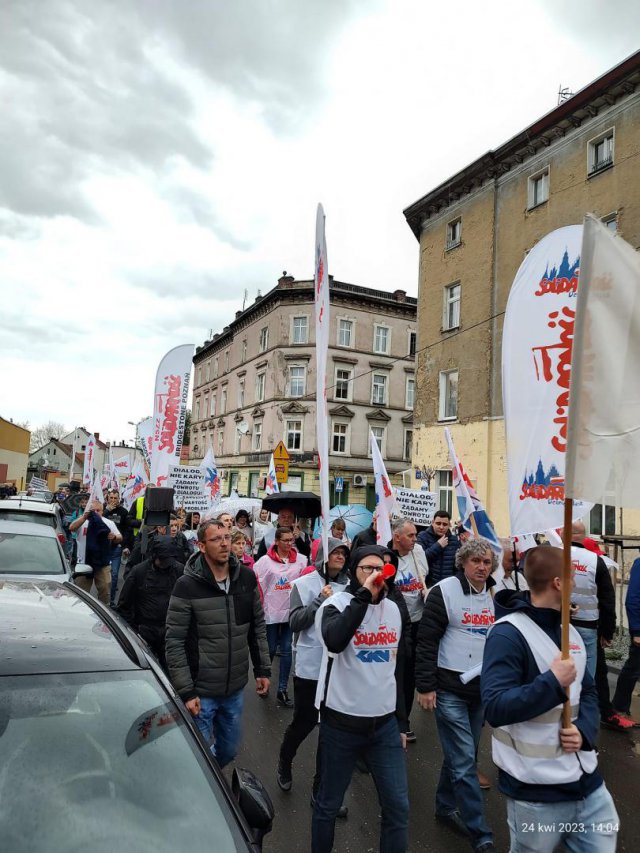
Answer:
[
  {"left": 417, "top": 510, "right": 460, "bottom": 587},
  {"left": 117, "top": 535, "right": 184, "bottom": 670},
  {"left": 255, "top": 506, "right": 311, "bottom": 560},
  {"left": 415, "top": 538, "right": 496, "bottom": 853},
  {"left": 165, "top": 519, "right": 271, "bottom": 767}
]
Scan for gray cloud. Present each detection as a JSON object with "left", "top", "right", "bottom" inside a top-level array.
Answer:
[{"left": 538, "top": 1, "right": 640, "bottom": 59}]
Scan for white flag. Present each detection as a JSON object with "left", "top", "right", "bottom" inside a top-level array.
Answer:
[
  {"left": 199, "top": 446, "right": 222, "bottom": 505},
  {"left": 150, "top": 345, "right": 194, "bottom": 487},
  {"left": 314, "top": 204, "right": 331, "bottom": 566},
  {"left": 265, "top": 453, "right": 279, "bottom": 495},
  {"left": 370, "top": 429, "right": 394, "bottom": 547},
  {"left": 83, "top": 434, "right": 97, "bottom": 487},
  {"left": 122, "top": 463, "right": 149, "bottom": 511},
  {"left": 113, "top": 455, "right": 132, "bottom": 477},
  {"left": 88, "top": 472, "right": 105, "bottom": 508},
  {"left": 566, "top": 214, "right": 640, "bottom": 507}
]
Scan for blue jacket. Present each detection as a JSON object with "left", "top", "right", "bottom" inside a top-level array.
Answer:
[
  {"left": 417, "top": 525, "right": 460, "bottom": 586},
  {"left": 481, "top": 589, "right": 602, "bottom": 803},
  {"left": 626, "top": 558, "right": 640, "bottom": 637}
]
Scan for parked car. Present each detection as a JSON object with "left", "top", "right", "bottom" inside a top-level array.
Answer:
[
  {"left": 0, "top": 520, "right": 71, "bottom": 581},
  {"left": 0, "top": 497, "right": 67, "bottom": 548},
  {"left": 0, "top": 579, "right": 274, "bottom": 852}
]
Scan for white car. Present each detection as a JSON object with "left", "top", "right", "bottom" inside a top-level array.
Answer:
[
  {"left": 0, "top": 497, "right": 67, "bottom": 548},
  {"left": 0, "top": 520, "right": 72, "bottom": 582}
]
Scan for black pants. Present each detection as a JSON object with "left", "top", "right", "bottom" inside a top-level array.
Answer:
[
  {"left": 612, "top": 638, "right": 640, "bottom": 714},
  {"left": 403, "top": 621, "right": 419, "bottom": 725},
  {"left": 279, "top": 676, "right": 321, "bottom": 792}
]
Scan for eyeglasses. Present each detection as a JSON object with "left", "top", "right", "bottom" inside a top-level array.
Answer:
[{"left": 357, "top": 564, "right": 384, "bottom": 574}]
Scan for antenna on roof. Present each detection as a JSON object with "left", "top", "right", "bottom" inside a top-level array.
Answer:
[
  {"left": 242, "top": 288, "right": 248, "bottom": 310},
  {"left": 557, "top": 85, "right": 574, "bottom": 106}
]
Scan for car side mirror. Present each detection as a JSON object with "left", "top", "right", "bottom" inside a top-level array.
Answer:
[
  {"left": 74, "top": 562, "right": 93, "bottom": 576},
  {"left": 232, "top": 767, "right": 274, "bottom": 845}
]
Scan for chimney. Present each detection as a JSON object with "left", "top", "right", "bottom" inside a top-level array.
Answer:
[
  {"left": 95, "top": 432, "right": 100, "bottom": 441},
  {"left": 393, "top": 289, "right": 407, "bottom": 302},
  {"left": 235, "top": 310, "right": 242, "bottom": 319},
  {"left": 278, "top": 270, "right": 295, "bottom": 288}
]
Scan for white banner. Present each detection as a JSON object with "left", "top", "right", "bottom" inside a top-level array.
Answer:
[
  {"left": 113, "top": 455, "right": 132, "bottom": 477},
  {"left": 199, "top": 447, "right": 221, "bottom": 506},
  {"left": 137, "top": 417, "right": 153, "bottom": 473},
  {"left": 168, "top": 465, "right": 209, "bottom": 512},
  {"left": 88, "top": 472, "right": 105, "bottom": 507},
  {"left": 83, "top": 434, "right": 96, "bottom": 487},
  {"left": 566, "top": 215, "right": 640, "bottom": 507},
  {"left": 314, "top": 204, "right": 331, "bottom": 566},
  {"left": 122, "top": 463, "right": 149, "bottom": 511},
  {"left": 370, "top": 429, "right": 394, "bottom": 546},
  {"left": 393, "top": 487, "right": 437, "bottom": 527},
  {"left": 29, "top": 475, "right": 48, "bottom": 490},
  {"left": 502, "top": 225, "right": 591, "bottom": 535},
  {"left": 150, "top": 345, "right": 194, "bottom": 487}
]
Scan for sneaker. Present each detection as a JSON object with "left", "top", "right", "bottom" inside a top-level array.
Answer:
[
  {"left": 477, "top": 769, "right": 491, "bottom": 789},
  {"left": 614, "top": 709, "right": 640, "bottom": 728},
  {"left": 435, "top": 810, "right": 470, "bottom": 838},
  {"left": 277, "top": 690, "right": 294, "bottom": 708},
  {"left": 310, "top": 793, "right": 348, "bottom": 819},
  {"left": 276, "top": 760, "right": 292, "bottom": 792},
  {"left": 405, "top": 730, "right": 417, "bottom": 743},
  {"left": 601, "top": 712, "right": 635, "bottom": 731}
]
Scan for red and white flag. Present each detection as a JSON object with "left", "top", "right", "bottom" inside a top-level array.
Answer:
[
  {"left": 122, "top": 462, "right": 149, "bottom": 511},
  {"left": 370, "top": 429, "right": 394, "bottom": 547},
  {"left": 113, "top": 455, "right": 132, "bottom": 477},
  {"left": 314, "top": 204, "right": 331, "bottom": 565},
  {"left": 265, "top": 453, "right": 279, "bottom": 495},
  {"left": 199, "top": 446, "right": 221, "bottom": 506},
  {"left": 88, "top": 472, "right": 105, "bottom": 508},
  {"left": 150, "top": 345, "right": 194, "bottom": 487},
  {"left": 83, "top": 434, "right": 97, "bottom": 487}
]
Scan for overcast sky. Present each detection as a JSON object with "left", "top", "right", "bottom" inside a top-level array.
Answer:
[{"left": 2, "top": 0, "right": 638, "bottom": 444}]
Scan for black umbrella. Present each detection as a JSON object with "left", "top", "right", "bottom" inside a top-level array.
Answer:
[{"left": 262, "top": 491, "right": 322, "bottom": 519}]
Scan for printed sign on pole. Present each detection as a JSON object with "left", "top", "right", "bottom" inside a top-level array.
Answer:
[
  {"left": 393, "top": 488, "right": 437, "bottom": 527},
  {"left": 167, "top": 465, "right": 209, "bottom": 512}
]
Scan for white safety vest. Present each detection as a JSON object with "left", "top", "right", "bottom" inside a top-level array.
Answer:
[
  {"left": 437, "top": 576, "right": 495, "bottom": 674},
  {"left": 291, "top": 572, "right": 348, "bottom": 680},
  {"left": 315, "top": 591, "right": 402, "bottom": 718},
  {"left": 491, "top": 612, "right": 599, "bottom": 784},
  {"left": 396, "top": 549, "right": 429, "bottom": 623},
  {"left": 571, "top": 546, "right": 599, "bottom": 624}
]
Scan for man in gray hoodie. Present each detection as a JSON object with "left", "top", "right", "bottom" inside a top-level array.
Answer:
[{"left": 277, "top": 537, "right": 350, "bottom": 809}]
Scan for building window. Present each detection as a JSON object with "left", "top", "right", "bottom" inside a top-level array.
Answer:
[
  {"left": 220, "top": 387, "right": 227, "bottom": 415},
  {"left": 253, "top": 421, "right": 262, "bottom": 451},
  {"left": 337, "top": 318, "right": 353, "bottom": 348},
  {"left": 443, "top": 282, "right": 461, "bottom": 331},
  {"left": 528, "top": 168, "right": 549, "bottom": 209},
  {"left": 224, "top": 350, "right": 230, "bottom": 373},
  {"left": 439, "top": 369, "right": 458, "bottom": 420},
  {"left": 334, "top": 367, "right": 353, "bottom": 401},
  {"left": 369, "top": 426, "right": 385, "bottom": 456},
  {"left": 286, "top": 420, "right": 302, "bottom": 451},
  {"left": 589, "top": 502, "right": 616, "bottom": 536},
  {"left": 210, "top": 394, "right": 216, "bottom": 418},
  {"left": 371, "top": 373, "right": 388, "bottom": 406},
  {"left": 242, "top": 339, "right": 247, "bottom": 362},
  {"left": 332, "top": 421, "right": 348, "bottom": 454},
  {"left": 205, "top": 360, "right": 211, "bottom": 382},
  {"left": 259, "top": 327, "right": 269, "bottom": 353},
  {"left": 405, "top": 376, "right": 415, "bottom": 410},
  {"left": 194, "top": 397, "right": 200, "bottom": 421},
  {"left": 234, "top": 428, "right": 241, "bottom": 455},
  {"left": 289, "top": 365, "right": 306, "bottom": 398},
  {"left": 203, "top": 395, "right": 209, "bottom": 419},
  {"left": 588, "top": 129, "right": 614, "bottom": 175},
  {"left": 403, "top": 429, "right": 413, "bottom": 461},
  {"left": 256, "top": 372, "right": 266, "bottom": 402},
  {"left": 238, "top": 379, "right": 245, "bottom": 408},
  {"left": 446, "top": 217, "right": 461, "bottom": 249},
  {"left": 408, "top": 331, "right": 417, "bottom": 357},
  {"left": 197, "top": 366, "right": 202, "bottom": 386},
  {"left": 436, "top": 470, "right": 453, "bottom": 514},
  {"left": 217, "top": 429, "right": 224, "bottom": 456},
  {"left": 373, "top": 324, "right": 390, "bottom": 355},
  {"left": 602, "top": 213, "right": 617, "bottom": 233},
  {"left": 292, "top": 316, "right": 309, "bottom": 344},
  {"left": 214, "top": 357, "right": 219, "bottom": 378}
]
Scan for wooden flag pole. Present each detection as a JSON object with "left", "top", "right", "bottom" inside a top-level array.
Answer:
[
  {"left": 469, "top": 512, "right": 479, "bottom": 538},
  {"left": 561, "top": 497, "right": 573, "bottom": 728}
]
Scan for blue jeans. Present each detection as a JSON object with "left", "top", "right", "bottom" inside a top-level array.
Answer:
[
  {"left": 110, "top": 545, "right": 123, "bottom": 606},
  {"left": 506, "top": 783, "right": 619, "bottom": 851},
  {"left": 575, "top": 626, "right": 598, "bottom": 679},
  {"left": 312, "top": 716, "right": 408, "bottom": 853},
  {"left": 193, "top": 690, "right": 244, "bottom": 768},
  {"left": 434, "top": 691, "right": 492, "bottom": 848},
  {"left": 266, "top": 622, "right": 293, "bottom": 692}
]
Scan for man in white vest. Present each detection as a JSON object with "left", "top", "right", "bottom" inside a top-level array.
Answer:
[
  {"left": 482, "top": 545, "right": 619, "bottom": 852},
  {"left": 312, "top": 545, "right": 409, "bottom": 853},
  {"left": 415, "top": 538, "right": 496, "bottom": 853}
]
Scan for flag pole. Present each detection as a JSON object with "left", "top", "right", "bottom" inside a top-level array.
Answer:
[
  {"left": 469, "top": 512, "right": 479, "bottom": 538},
  {"left": 561, "top": 497, "right": 573, "bottom": 727}
]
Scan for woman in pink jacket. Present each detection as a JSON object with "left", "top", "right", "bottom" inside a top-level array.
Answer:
[{"left": 253, "top": 526, "right": 307, "bottom": 707}]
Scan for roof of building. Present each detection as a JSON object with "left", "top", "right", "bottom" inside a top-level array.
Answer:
[
  {"left": 0, "top": 416, "right": 30, "bottom": 434},
  {"left": 195, "top": 274, "right": 417, "bottom": 360},
  {"left": 403, "top": 49, "right": 640, "bottom": 239}
]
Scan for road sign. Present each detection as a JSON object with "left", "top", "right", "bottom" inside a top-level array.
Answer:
[
  {"left": 334, "top": 476, "right": 344, "bottom": 493},
  {"left": 273, "top": 441, "right": 290, "bottom": 461},
  {"left": 275, "top": 461, "right": 289, "bottom": 484}
]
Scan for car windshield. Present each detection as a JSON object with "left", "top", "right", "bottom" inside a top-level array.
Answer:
[
  {"left": 0, "top": 671, "right": 249, "bottom": 852},
  {"left": 0, "top": 531, "right": 66, "bottom": 574},
  {"left": 0, "top": 509, "right": 56, "bottom": 527}
]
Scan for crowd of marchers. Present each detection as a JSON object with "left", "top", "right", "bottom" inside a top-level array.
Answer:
[{"left": 51, "top": 481, "right": 640, "bottom": 853}]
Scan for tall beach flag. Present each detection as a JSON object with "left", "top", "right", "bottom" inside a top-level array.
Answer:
[
  {"left": 502, "top": 225, "right": 591, "bottom": 535},
  {"left": 370, "top": 429, "right": 394, "bottom": 547},
  {"left": 150, "top": 345, "right": 194, "bottom": 487},
  {"left": 265, "top": 453, "right": 279, "bottom": 495},
  {"left": 83, "top": 433, "right": 97, "bottom": 487},
  {"left": 314, "top": 204, "right": 331, "bottom": 567},
  {"left": 137, "top": 417, "right": 154, "bottom": 474},
  {"left": 200, "top": 445, "right": 221, "bottom": 506},
  {"left": 445, "top": 427, "right": 501, "bottom": 553},
  {"left": 566, "top": 214, "right": 640, "bottom": 507}
]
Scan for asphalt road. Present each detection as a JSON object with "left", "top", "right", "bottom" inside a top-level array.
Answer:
[{"left": 233, "top": 671, "right": 640, "bottom": 852}]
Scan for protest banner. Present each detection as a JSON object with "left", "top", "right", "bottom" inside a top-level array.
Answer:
[
  {"left": 315, "top": 203, "right": 331, "bottom": 565},
  {"left": 83, "top": 434, "right": 96, "bottom": 486},
  {"left": 150, "top": 345, "right": 194, "bottom": 487},
  {"left": 393, "top": 487, "right": 437, "bottom": 527},
  {"left": 371, "top": 430, "right": 394, "bottom": 545},
  {"left": 137, "top": 417, "right": 154, "bottom": 470},
  {"left": 29, "top": 475, "right": 48, "bottom": 491},
  {"left": 167, "top": 465, "right": 209, "bottom": 512}
]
